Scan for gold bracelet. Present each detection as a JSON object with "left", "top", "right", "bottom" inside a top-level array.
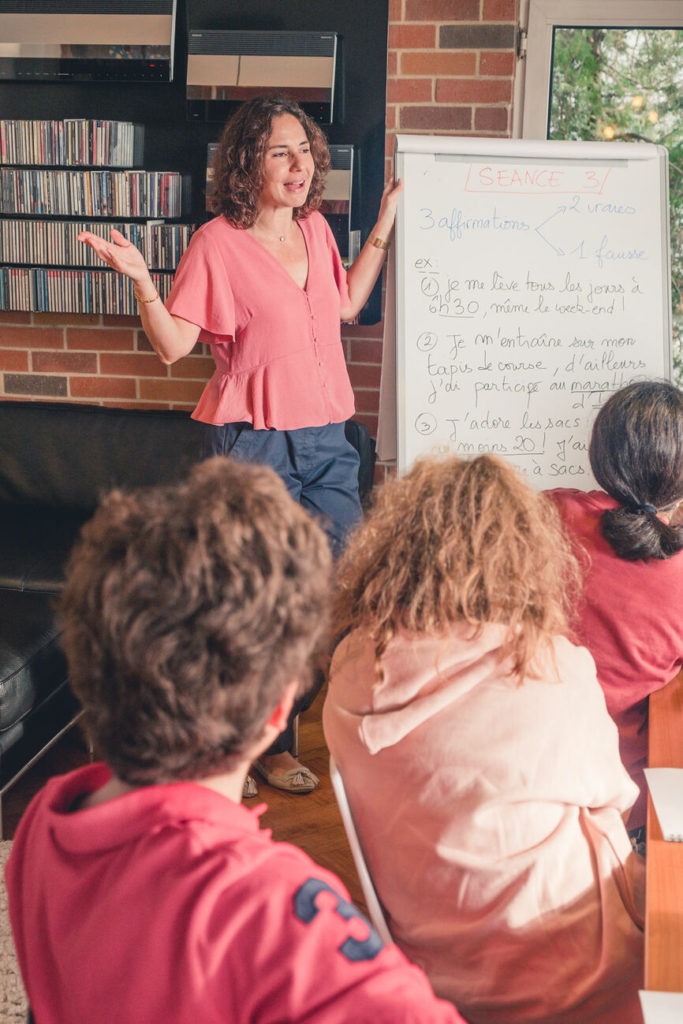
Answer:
[
  {"left": 134, "top": 288, "right": 160, "bottom": 305},
  {"left": 369, "top": 236, "right": 389, "bottom": 251}
]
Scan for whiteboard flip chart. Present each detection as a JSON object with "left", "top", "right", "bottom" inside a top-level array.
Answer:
[{"left": 393, "top": 136, "right": 672, "bottom": 486}]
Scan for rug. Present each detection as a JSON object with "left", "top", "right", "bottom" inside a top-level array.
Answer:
[{"left": 0, "top": 841, "right": 27, "bottom": 1024}]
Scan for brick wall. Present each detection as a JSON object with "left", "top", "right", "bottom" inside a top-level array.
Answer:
[
  {"left": 351, "top": 0, "right": 519, "bottom": 474},
  {"left": 0, "top": 310, "right": 213, "bottom": 411},
  {"left": 0, "top": 0, "right": 520, "bottom": 473}
]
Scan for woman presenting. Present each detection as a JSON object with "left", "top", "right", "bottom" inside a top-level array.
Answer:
[{"left": 80, "top": 95, "right": 401, "bottom": 796}]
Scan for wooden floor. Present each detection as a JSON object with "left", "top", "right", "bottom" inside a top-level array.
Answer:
[{"left": 2, "top": 687, "right": 368, "bottom": 914}]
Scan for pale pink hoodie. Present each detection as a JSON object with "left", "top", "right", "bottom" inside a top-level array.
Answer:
[{"left": 323, "top": 623, "right": 645, "bottom": 1024}]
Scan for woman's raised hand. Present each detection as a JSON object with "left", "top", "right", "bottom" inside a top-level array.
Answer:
[
  {"left": 79, "top": 225, "right": 200, "bottom": 363},
  {"left": 78, "top": 227, "right": 150, "bottom": 285},
  {"left": 377, "top": 178, "right": 403, "bottom": 229}
]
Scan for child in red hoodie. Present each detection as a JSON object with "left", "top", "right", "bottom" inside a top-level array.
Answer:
[{"left": 6, "top": 457, "right": 462, "bottom": 1024}]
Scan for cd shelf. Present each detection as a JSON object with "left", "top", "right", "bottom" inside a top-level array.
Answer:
[
  {"left": 0, "top": 219, "right": 193, "bottom": 271},
  {"left": 0, "top": 267, "right": 175, "bottom": 316},
  {"left": 0, "top": 169, "right": 191, "bottom": 219},
  {"left": 0, "top": 119, "right": 194, "bottom": 315},
  {"left": 0, "top": 119, "right": 145, "bottom": 168}
]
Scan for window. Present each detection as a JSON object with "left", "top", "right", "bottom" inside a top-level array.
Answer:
[{"left": 519, "top": 1, "right": 683, "bottom": 380}]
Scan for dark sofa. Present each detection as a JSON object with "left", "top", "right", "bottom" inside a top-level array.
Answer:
[
  {"left": 0, "top": 400, "right": 375, "bottom": 834},
  {"left": 0, "top": 400, "right": 205, "bottom": 835}
]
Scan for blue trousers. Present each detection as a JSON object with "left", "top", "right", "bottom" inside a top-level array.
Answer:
[
  {"left": 201, "top": 421, "right": 362, "bottom": 557},
  {"left": 201, "top": 421, "right": 362, "bottom": 754}
]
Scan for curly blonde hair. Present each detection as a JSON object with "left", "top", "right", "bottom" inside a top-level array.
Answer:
[{"left": 334, "top": 454, "right": 581, "bottom": 682}]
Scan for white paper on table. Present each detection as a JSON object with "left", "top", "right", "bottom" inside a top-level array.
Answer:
[
  {"left": 639, "top": 990, "right": 683, "bottom": 1023},
  {"left": 644, "top": 767, "right": 683, "bottom": 842}
]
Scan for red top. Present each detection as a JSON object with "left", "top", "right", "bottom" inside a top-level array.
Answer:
[
  {"left": 166, "top": 212, "right": 355, "bottom": 430},
  {"left": 6, "top": 764, "right": 464, "bottom": 1024},
  {"left": 547, "top": 488, "right": 683, "bottom": 828}
]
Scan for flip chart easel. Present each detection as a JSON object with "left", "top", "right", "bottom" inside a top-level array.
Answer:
[{"left": 393, "top": 135, "right": 672, "bottom": 486}]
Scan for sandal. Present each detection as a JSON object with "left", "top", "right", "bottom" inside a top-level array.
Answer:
[
  {"left": 242, "top": 773, "right": 259, "bottom": 799},
  {"left": 254, "top": 758, "right": 319, "bottom": 794}
]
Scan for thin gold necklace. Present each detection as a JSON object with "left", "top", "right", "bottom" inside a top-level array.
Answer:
[{"left": 254, "top": 221, "right": 292, "bottom": 244}]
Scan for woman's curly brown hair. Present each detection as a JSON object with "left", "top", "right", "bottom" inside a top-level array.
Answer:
[
  {"left": 334, "top": 454, "right": 581, "bottom": 683},
  {"left": 210, "top": 95, "right": 331, "bottom": 227},
  {"left": 59, "top": 457, "right": 332, "bottom": 786}
]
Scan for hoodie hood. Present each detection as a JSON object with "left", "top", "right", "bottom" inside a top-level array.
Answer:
[{"left": 331, "top": 621, "right": 518, "bottom": 756}]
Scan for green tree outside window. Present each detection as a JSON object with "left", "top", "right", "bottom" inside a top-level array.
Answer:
[{"left": 549, "top": 27, "right": 683, "bottom": 383}]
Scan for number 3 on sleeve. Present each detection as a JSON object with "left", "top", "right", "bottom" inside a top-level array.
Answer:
[{"left": 294, "top": 878, "right": 384, "bottom": 962}]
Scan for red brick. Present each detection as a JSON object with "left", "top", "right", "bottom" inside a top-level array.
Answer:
[
  {"left": 69, "top": 376, "right": 138, "bottom": 400},
  {"left": 100, "top": 353, "right": 168, "bottom": 377},
  {"left": 66, "top": 328, "right": 136, "bottom": 351},
  {"left": 353, "top": 388, "right": 381, "bottom": 414},
  {"left": 35, "top": 312, "right": 99, "bottom": 327},
  {"left": 0, "top": 312, "right": 31, "bottom": 324},
  {"left": 349, "top": 363, "right": 382, "bottom": 389},
  {"left": 388, "top": 0, "right": 402, "bottom": 19},
  {"left": 4, "top": 373, "right": 67, "bottom": 397},
  {"left": 169, "top": 356, "right": 215, "bottom": 380},
  {"left": 436, "top": 77, "right": 512, "bottom": 103},
  {"left": 388, "top": 24, "right": 436, "bottom": 49},
  {"left": 344, "top": 321, "right": 385, "bottom": 341},
  {"left": 474, "top": 106, "right": 510, "bottom": 132},
  {"left": 139, "top": 379, "right": 206, "bottom": 403},
  {"left": 400, "top": 106, "right": 472, "bottom": 131},
  {"left": 32, "top": 351, "right": 98, "bottom": 373},
  {"left": 387, "top": 78, "right": 433, "bottom": 103},
  {"left": 401, "top": 51, "right": 476, "bottom": 76},
  {"left": 0, "top": 327, "right": 64, "bottom": 349},
  {"left": 387, "top": 51, "right": 398, "bottom": 76},
  {"left": 483, "top": 0, "right": 516, "bottom": 19},
  {"left": 348, "top": 338, "right": 384, "bottom": 363},
  {"left": 101, "top": 313, "right": 140, "bottom": 328},
  {"left": 0, "top": 350, "right": 29, "bottom": 371},
  {"left": 386, "top": 105, "right": 398, "bottom": 131},
  {"left": 405, "top": 0, "right": 479, "bottom": 20},
  {"left": 440, "top": 23, "right": 516, "bottom": 48},
  {"left": 480, "top": 50, "right": 515, "bottom": 75},
  {"left": 136, "top": 333, "right": 155, "bottom": 352}
]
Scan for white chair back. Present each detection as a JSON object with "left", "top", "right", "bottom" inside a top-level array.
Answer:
[{"left": 329, "top": 756, "right": 393, "bottom": 946}]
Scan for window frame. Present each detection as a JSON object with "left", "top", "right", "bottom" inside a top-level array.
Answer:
[{"left": 518, "top": 0, "right": 683, "bottom": 139}]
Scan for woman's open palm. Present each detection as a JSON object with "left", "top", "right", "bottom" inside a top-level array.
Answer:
[{"left": 78, "top": 227, "right": 149, "bottom": 283}]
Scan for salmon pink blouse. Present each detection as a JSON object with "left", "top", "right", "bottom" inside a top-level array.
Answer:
[{"left": 165, "top": 212, "right": 355, "bottom": 430}]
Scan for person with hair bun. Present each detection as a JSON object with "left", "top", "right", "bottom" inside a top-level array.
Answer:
[
  {"left": 546, "top": 379, "right": 683, "bottom": 847},
  {"left": 79, "top": 94, "right": 401, "bottom": 796},
  {"left": 324, "top": 453, "right": 644, "bottom": 1024}
]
